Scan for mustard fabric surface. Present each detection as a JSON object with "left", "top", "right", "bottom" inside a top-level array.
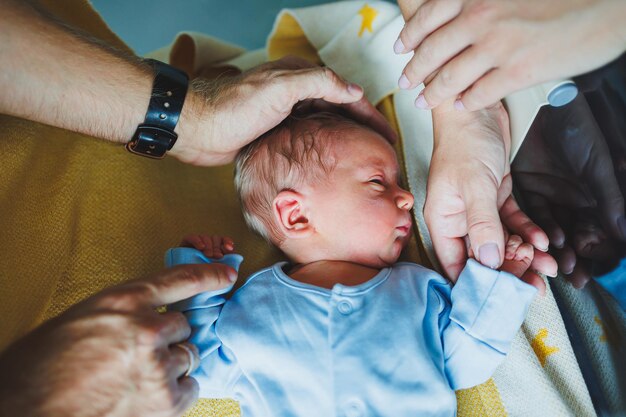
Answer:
[
  {"left": 0, "top": 3, "right": 274, "bottom": 416},
  {"left": 0, "top": 1, "right": 493, "bottom": 416}
]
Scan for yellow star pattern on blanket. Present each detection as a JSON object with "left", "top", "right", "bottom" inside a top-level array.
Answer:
[
  {"left": 594, "top": 316, "right": 607, "bottom": 342},
  {"left": 531, "top": 328, "right": 560, "bottom": 367},
  {"left": 358, "top": 4, "right": 378, "bottom": 37}
]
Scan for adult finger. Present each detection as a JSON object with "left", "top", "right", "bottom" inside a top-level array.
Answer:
[
  {"left": 279, "top": 66, "right": 364, "bottom": 106},
  {"left": 515, "top": 172, "right": 594, "bottom": 209},
  {"left": 136, "top": 264, "right": 237, "bottom": 308},
  {"left": 400, "top": 19, "right": 473, "bottom": 90},
  {"left": 431, "top": 232, "right": 468, "bottom": 282},
  {"left": 424, "top": 188, "right": 469, "bottom": 281},
  {"left": 171, "top": 376, "right": 200, "bottom": 416},
  {"left": 156, "top": 311, "right": 192, "bottom": 347},
  {"left": 500, "top": 196, "right": 549, "bottom": 251},
  {"left": 553, "top": 245, "right": 577, "bottom": 275},
  {"left": 584, "top": 151, "right": 626, "bottom": 241},
  {"left": 572, "top": 219, "right": 618, "bottom": 261},
  {"left": 531, "top": 250, "right": 558, "bottom": 278},
  {"left": 420, "top": 45, "right": 494, "bottom": 109},
  {"left": 522, "top": 192, "right": 566, "bottom": 249},
  {"left": 395, "top": 0, "right": 462, "bottom": 54},
  {"left": 565, "top": 259, "right": 592, "bottom": 289},
  {"left": 520, "top": 270, "right": 546, "bottom": 296},
  {"left": 169, "top": 342, "right": 200, "bottom": 379},
  {"left": 463, "top": 178, "right": 505, "bottom": 269},
  {"left": 458, "top": 68, "right": 522, "bottom": 111}
]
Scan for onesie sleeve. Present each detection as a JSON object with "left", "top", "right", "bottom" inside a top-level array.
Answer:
[
  {"left": 439, "top": 259, "right": 537, "bottom": 390},
  {"left": 166, "top": 248, "right": 243, "bottom": 398}
]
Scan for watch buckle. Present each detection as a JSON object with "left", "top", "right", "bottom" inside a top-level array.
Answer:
[{"left": 126, "top": 125, "right": 177, "bottom": 159}]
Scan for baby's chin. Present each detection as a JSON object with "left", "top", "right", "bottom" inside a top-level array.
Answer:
[
  {"left": 371, "top": 258, "right": 398, "bottom": 268},
  {"left": 353, "top": 247, "right": 404, "bottom": 269}
]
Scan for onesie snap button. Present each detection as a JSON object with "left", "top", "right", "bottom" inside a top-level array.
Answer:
[
  {"left": 337, "top": 300, "right": 353, "bottom": 315},
  {"left": 343, "top": 398, "right": 366, "bottom": 417}
]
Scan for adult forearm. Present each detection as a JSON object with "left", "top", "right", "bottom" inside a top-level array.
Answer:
[
  {"left": 0, "top": 1, "right": 392, "bottom": 166},
  {"left": 431, "top": 99, "right": 456, "bottom": 133},
  {"left": 431, "top": 99, "right": 484, "bottom": 147},
  {"left": 0, "top": 0, "right": 199, "bottom": 146}
]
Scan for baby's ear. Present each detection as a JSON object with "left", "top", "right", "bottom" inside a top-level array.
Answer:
[{"left": 272, "top": 190, "right": 313, "bottom": 239}]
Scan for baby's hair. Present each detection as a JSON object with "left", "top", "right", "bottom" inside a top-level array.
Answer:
[{"left": 234, "top": 111, "right": 369, "bottom": 244}]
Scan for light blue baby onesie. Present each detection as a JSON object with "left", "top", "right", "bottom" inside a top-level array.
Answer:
[{"left": 166, "top": 248, "right": 536, "bottom": 417}]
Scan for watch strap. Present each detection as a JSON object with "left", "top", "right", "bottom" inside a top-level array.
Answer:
[{"left": 127, "top": 59, "right": 189, "bottom": 159}]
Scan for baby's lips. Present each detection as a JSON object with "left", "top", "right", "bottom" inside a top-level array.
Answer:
[{"left": 396, "top": 223, "right": 412, "bottom": 236}]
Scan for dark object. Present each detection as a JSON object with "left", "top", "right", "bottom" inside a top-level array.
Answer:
[
  {"left": 512, "top": 53, "right": 626, "bottom": 288},
  {"left": 127, "top": 59, "right": 189, "bottom": 159}
]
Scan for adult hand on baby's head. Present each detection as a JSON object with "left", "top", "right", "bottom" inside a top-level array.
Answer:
[
  {"left": 170, "top": 56, "right": 397, "bottom": 166},
  {"left": 0, "top": 264, "right": 236, "bottom": 417},
  {"left": 395, "top": 0, "right": 626, "bottom": 111},
  {"left": 425, "top": 101, "right": 557, "bottom": 281}
]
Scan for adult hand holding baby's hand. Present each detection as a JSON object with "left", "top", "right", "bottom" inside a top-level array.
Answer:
[
  {"left": 466, "top": 232, "right": 547, "bottom": 296},
  {"left": 171, "top": 56, "right": 397, "bottom": 166},
  {"left": 0, "top": 264, "right": 236, "bottom": 417},
  {"left": 426, "top": 101, "right": 557, "bottom": 281},
  {"left": 395, "top": 0, "right": 626, "bottom": 111}
]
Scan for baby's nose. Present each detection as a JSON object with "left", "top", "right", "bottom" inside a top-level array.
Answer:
[{"left": 396, "top": 188, "right": 414, "bottom": 210}]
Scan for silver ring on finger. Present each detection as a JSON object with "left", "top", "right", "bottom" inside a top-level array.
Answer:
[{"left": 174, "top": 342, "right": 197, "bottom": 377}]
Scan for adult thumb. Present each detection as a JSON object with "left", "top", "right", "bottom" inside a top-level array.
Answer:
[{"left": 464, "top": 181, "right": 505, "bottom": 269}]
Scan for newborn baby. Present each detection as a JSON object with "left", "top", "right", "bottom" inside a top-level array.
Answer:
[{"left": 168, "top": 112, "right": 542, "bottom": 417}]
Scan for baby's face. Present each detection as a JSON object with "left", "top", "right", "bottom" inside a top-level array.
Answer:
[{"left": 304, "top": 127, "right": 414, "bottom": 267}]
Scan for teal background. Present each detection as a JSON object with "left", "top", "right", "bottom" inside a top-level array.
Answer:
[{"left": 91, "top": 0, "right": 391, "bottom": 55}]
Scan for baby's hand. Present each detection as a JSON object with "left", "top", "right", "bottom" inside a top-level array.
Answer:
[
  {"left": 179, "top": 234, "right": 235, "bottom": 259},
  {"left": 466, "top": 233, "right": 546, "bottom": 295},
  {"left": 500, "top": 234, "right": 546, "bottom": 296}
]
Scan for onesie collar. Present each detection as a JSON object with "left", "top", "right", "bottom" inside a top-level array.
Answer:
[{"left": 271, "top": 261, "right": 392, "bottom": 296}]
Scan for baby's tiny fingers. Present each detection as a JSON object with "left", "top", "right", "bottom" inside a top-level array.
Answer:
[
  {"left": 198, "top": 235, "right": 214, "bottom": 257},
  {"left": 180, "top": 234, "right": 206, "bottom": 250},
  {"left": 222, "top": 237, "right": 235, "bottom": 253},
  {"left": 210, "top": 235, "right": 224, "bottom": 258},
  {"left": 504, "top": 234, "right": 523, "bottom": 261}
]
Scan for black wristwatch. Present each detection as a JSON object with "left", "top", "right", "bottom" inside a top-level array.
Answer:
[{"left": 126, "top": 59, "right": 189, "bottom": 159}]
